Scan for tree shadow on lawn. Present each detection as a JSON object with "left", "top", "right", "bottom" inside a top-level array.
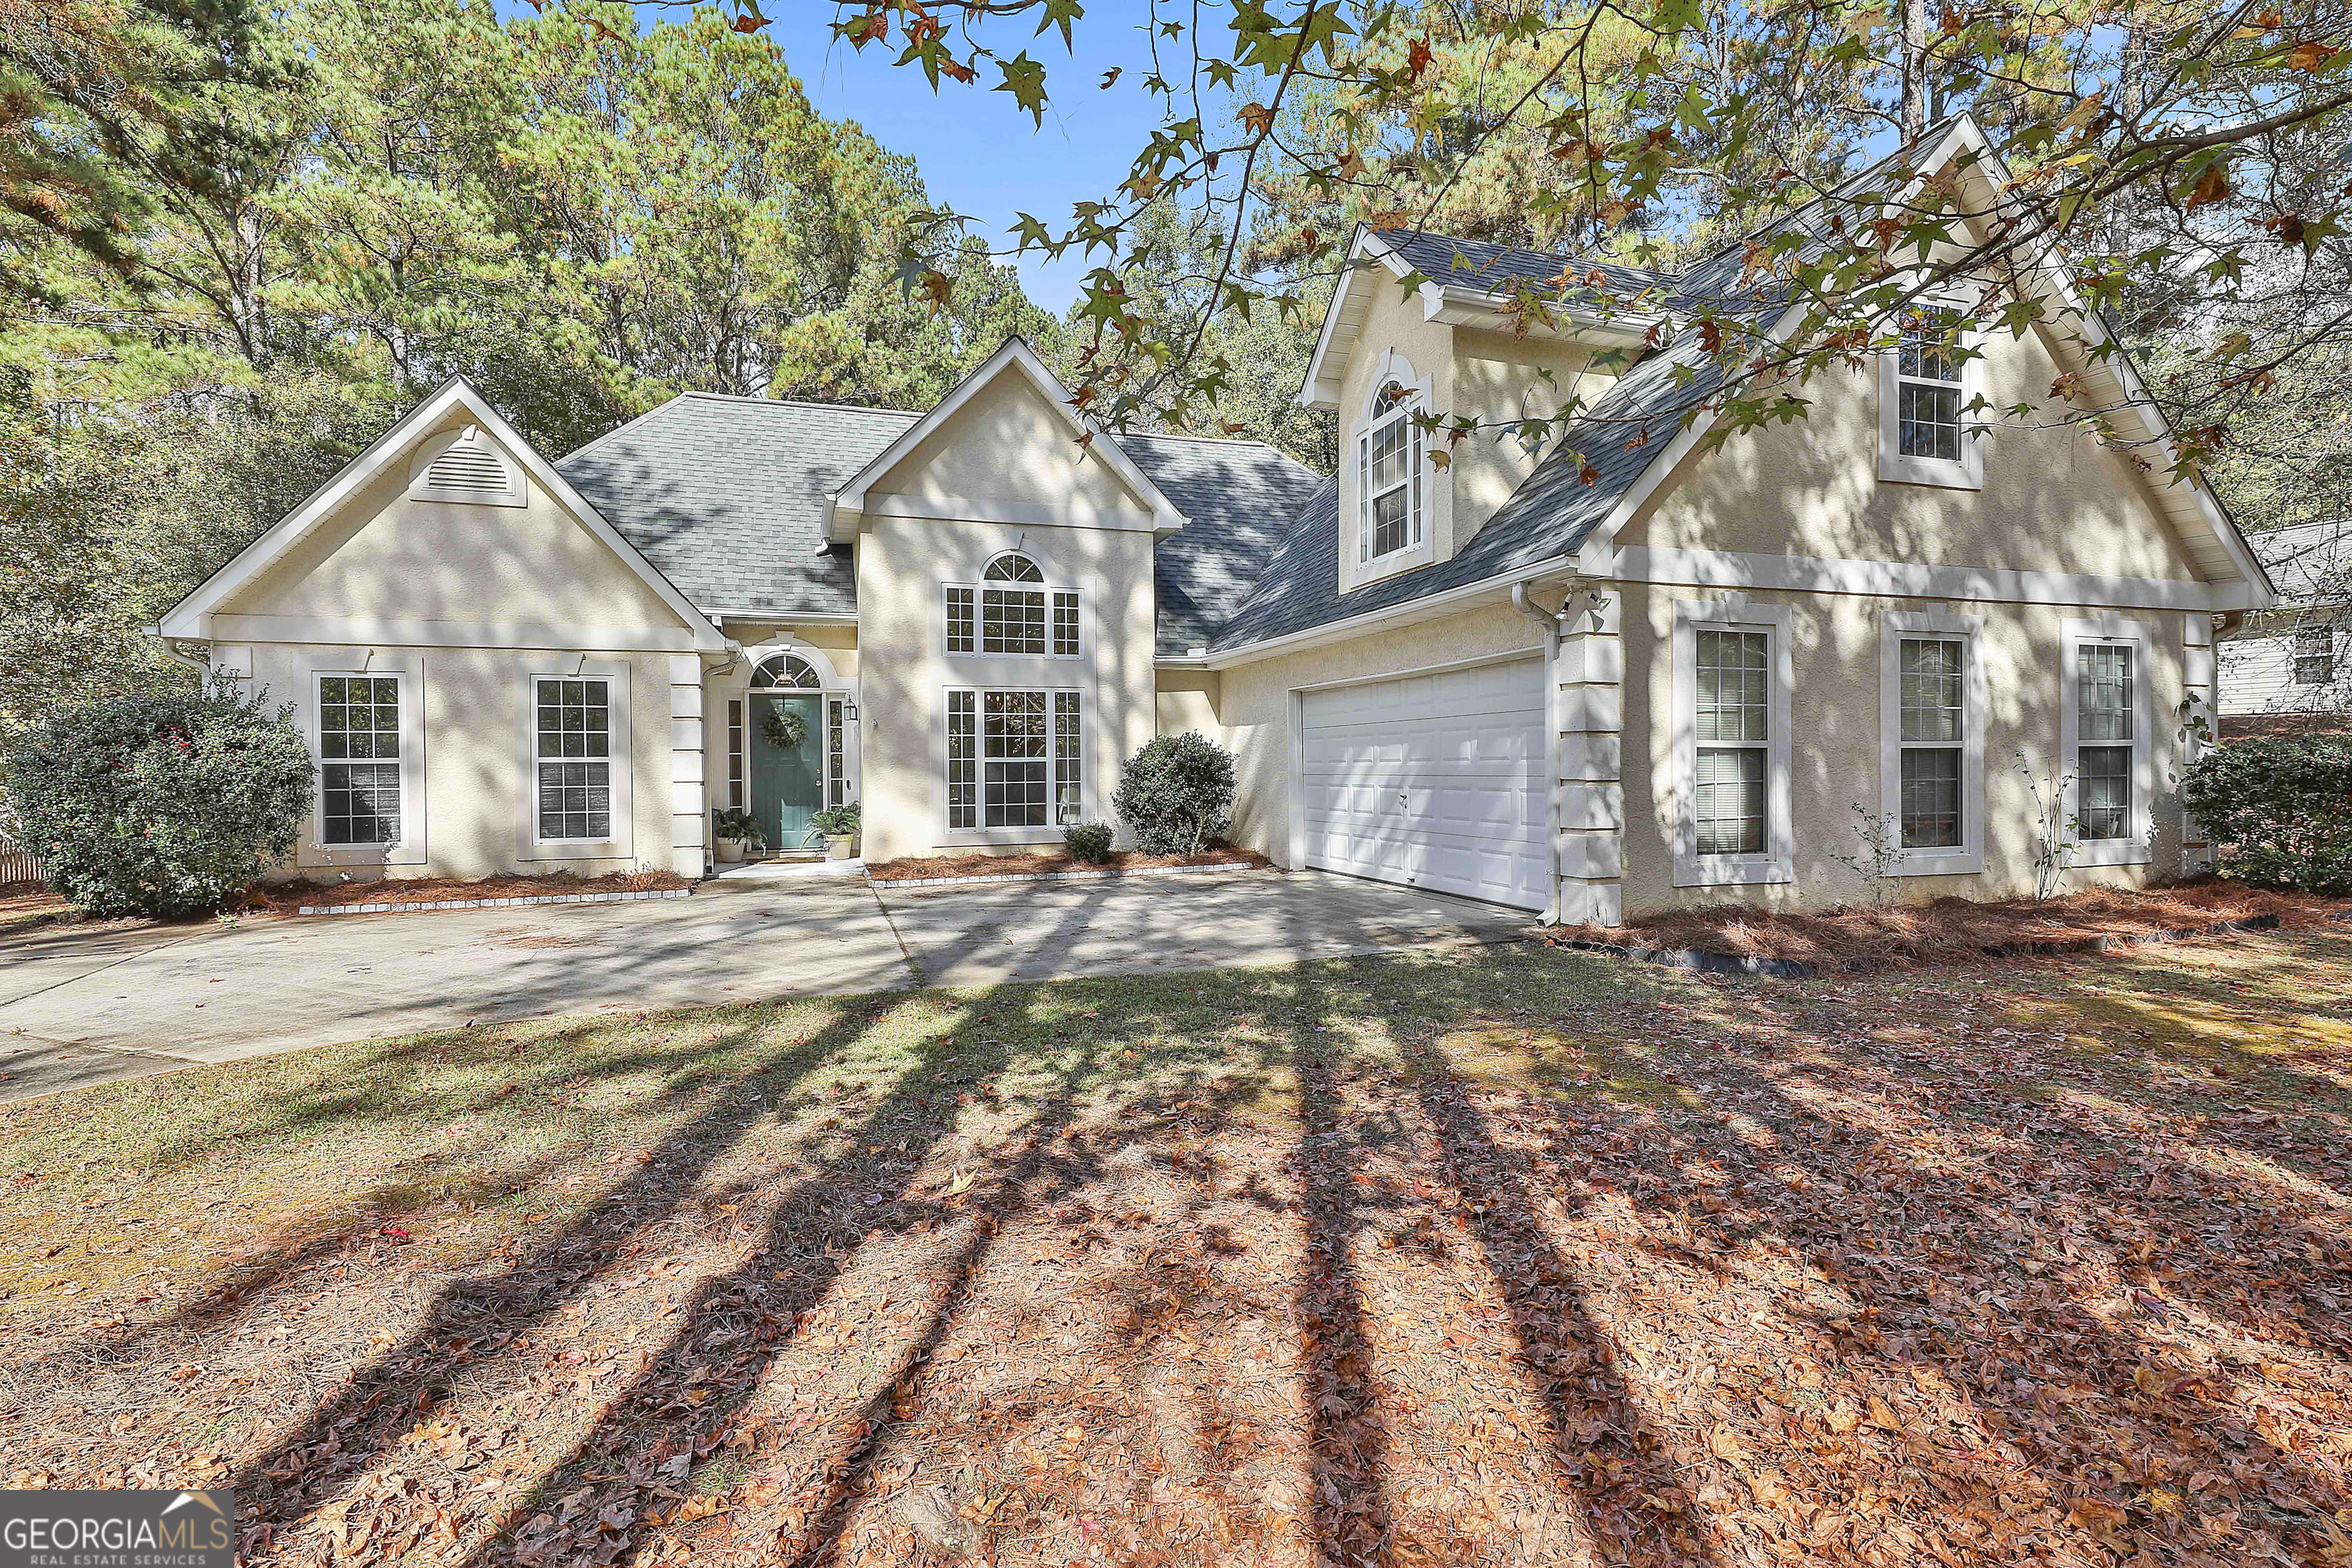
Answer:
[{"left": 1452, "top": 952, "right": 2352, "bottom": 1565}]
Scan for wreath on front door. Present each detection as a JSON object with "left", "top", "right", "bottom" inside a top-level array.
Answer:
[{"left": 760, "top": 704, "right": 809, "bottom": 750}]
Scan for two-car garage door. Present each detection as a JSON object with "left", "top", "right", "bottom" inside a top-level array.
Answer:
[{"left": 1298, "top": 658, "right": 1548, "bottom": 910}]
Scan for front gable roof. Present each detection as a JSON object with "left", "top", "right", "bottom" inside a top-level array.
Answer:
[
  {"left": 158, "top": 377, "right": 729, "bottom": 650},
  {"left": 560, "top": 394, "right": 919, "bottom": 619},
  {"left": 825, "top": 336, "right": 1187, "bottom": 541}
]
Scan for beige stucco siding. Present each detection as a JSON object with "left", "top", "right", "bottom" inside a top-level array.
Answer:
[
  {"left": 244, "top": 643, "right": 678, "bottom": 880},
  {"left": 1619, "top": 325, "right": 2206, "bottom": 582},
  {"left": 1335, "top": 277, "right": 1458, "bottom": 592},
  {"left": 1617, "top": 582, "right": 2196, "bottom": 911},
  {"left": 222, "top": 413, "right": 688, "bottom": 632},
  {"left": 1213, "top": 602, "right": 1547, "bottom": 864},
  {"left": 215, "top": 410, "right": 707, "bottom": 882},
  {"left": 1450, "top": 328, "right": 1611, "bottom": 545},
  {"left": 855, "top": 515, "right": 1158, "bottom": 862},
  {"left": 1154, "top": 668, "right": 1220, "bottom": 738},
  {"left": 870, "top": 372, "right": 1148, "bottom": 518}
]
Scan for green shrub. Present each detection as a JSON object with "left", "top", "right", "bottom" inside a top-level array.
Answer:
[
  {"left": 1111, "top": 732, "right": 1236, "bottom": 854},
  {"left": 2, "top": 682, "right": 315, "bottom": 917},
  {"left": 1063, "top": 822, "right": 1115, "bottom": 863},
  {"left": 2183, "top": 736, "right": 2352, "bottom": 893}
]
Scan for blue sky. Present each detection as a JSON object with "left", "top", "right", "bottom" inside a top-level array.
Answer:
[{"left": 497, "top": 2, "right": 1174, "bottom": 310}]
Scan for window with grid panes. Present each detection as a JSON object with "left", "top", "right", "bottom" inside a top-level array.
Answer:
[
  {"left": 318, "top": 675, "right": 402, "bottom": 845},
  {"left": 534, "top": 678, "right": 611, "bottom": 841},
  {"left": 1898, "top": 639, "right": 1965, "bottom": 848},
  {"left": 1896, "top": 309, "right": 1964, "bottom": 460},
  {"left": 2076, "top": 644, "right": 2134, "bottom": 841},
  {"left": 1693, "top": 629, "right": 1769, "bottom": 855}
]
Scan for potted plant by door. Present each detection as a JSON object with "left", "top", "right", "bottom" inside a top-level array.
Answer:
[
  {"left": 712, "top": 806, "right": 763, "bottom": 864},
  {"left": 805, "top": 802, "right": 861, "bottom": 861}
]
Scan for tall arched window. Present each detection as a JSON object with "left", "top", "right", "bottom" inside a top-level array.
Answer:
[{"left": 1357, "top": 377, "right": 1425, "bottom": 564}]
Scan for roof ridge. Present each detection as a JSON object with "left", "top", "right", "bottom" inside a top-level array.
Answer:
[{"left": 677, "top": 390, "right": 927, "bottom": 418}]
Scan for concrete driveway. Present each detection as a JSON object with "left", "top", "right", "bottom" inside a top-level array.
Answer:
[{"left": 0, "top": 870, "right": 1532, "bottom": 1102}]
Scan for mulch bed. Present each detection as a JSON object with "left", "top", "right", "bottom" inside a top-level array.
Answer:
[
  {"left": 865, "top": 847, "right": 1272, "bottom": 883},
  {"left": 240, "top": 868, "right": 690, "bottom": 916},
  {"left": 1549, "top": 881, "right": 2351, "bottom": 974}
]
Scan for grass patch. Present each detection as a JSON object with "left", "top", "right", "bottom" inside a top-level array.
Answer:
[{"left": 5, "top": 933, "right": 2349, "bottom": 1566}]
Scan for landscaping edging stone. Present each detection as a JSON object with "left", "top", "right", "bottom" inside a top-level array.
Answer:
[
  {"left": 867, "top": 861, "right": 1273, "bottom": 892},
  {"left": 1548, "top": 910, "right": 2285, "bottom": 980},
  {"left": 296, "top": 887, "right": 692, "bottom": 916}
]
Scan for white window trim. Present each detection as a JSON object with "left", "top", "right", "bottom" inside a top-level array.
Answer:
[
  {"left": 1878, "top": 609, "right": 1986, "bottom": 877},
  {"left": 514, "top": 657, "right": 634, "bottom": 861},
  {"left": 1671, "top": 597, "right": 1793, "bottom": 887},
  {"left": 939, "top": 573, "right": 1086, "bottom": 662},
  {"left": 2061, "top": 614, "right": 2153, "bottom": 868},
  {"left": 1344, "top": 349, "right": 1436, "bottom": 590},
  {"left": 1877, "top": 305, "right": 1985, "bottom": 491},
  {"left": 306, "top": 661, "right": 426, "bottom": 867},
  {"left": 937, "top": 684, "right": 1087, "bottom": 846}
]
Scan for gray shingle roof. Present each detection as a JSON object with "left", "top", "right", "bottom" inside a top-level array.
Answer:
[
  {"left": 1211, "top": 324, "right": 1733, "bottom": 652},
  {"left": 1381, "top": 230, "right": 1678, "bottom": 302},
  {"left": 1121, "top": 433, "right": 1328, "bottom": 655},
  {"left": 557, "top": 394, "right": 920, "bottom": 617},
  {"left": 554, "top": 392, "right": 1322, "bottom": 649}
]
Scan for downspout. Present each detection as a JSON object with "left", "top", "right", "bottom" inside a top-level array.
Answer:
[{"left": 1514, "top": 580, "right": 1579, "bottom": 926}]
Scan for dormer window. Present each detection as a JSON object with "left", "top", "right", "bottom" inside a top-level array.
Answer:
[{"left": 1358, "top": 380, "right": 1424, "bottom": 564}]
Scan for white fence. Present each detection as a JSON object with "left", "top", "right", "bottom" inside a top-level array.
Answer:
[{"left": 0, "top": 834, "right": 47, "bottom": 887}]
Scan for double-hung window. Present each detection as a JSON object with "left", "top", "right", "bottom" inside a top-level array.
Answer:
[
  {"left": 945, "top": 553, "right": 1080, "bottom": 658},
  {"left": 946, "top": 688, "right": 1083, "bottom": 832},
  {"left": 1674, "top": 600, "right": 1792, "bottom": 886},
  {"left": 2295, "top": 625, "right": 2336, "bottom": 687},
  {"left": 2063, "top": 618, "right": 2151, "bottom": 866},
  {"left": 1899, "top": 640, "right": 1965, "bottom": 848},
  {"left": 2075, "top": 647, "right": 2134, "bottom": 842},
  {"left": 1879, "top": 611, "right": 1984, "bottom": 874},
  {"left": 1357, "top": 379, "right": 1424, "bottom": 565},
  {"left": 318, "top": 675, "right": 403, "bottom": 846},
  {"left": 1694, "top": 631, "right": 1769, "bottom": 855},
  {"left": 1880, "top": 305, "right": 1981, "bottom": 488},
  {"left": 534, "top": 677, "right": 611, "bottom": 841}
]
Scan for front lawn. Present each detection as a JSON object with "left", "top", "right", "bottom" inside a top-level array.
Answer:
[{"left": 3, "top": 933, "right": 2349, "bottom": 1566}]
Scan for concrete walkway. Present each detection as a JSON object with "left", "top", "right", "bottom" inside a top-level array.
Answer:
[{"left": 0, "top": 870, "right": 1532, "bottom": 1103}]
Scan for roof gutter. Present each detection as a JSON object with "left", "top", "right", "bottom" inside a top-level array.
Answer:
[{"left": 1203, "top": 552, "right": 1581, "bottom": 669}]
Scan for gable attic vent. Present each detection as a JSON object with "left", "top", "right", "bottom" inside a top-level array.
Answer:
[{"left": 407, "top": 425, "right": 524, "bottom": 507}]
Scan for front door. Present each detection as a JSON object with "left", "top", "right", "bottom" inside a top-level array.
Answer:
[{"left": 749, "top": 693, "right": 824, "bottom": 851}]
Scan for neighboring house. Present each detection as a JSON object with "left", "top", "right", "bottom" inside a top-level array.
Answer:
[
  {"left": 156, "top": 114, "right": 2273, "bottom": 923},
  {"left": 2218, "top": 520, "right": 2350, "bottom": 733}
]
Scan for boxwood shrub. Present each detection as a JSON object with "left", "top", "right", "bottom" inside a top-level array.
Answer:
[
  {"left": 1111, "top": 732, "right": 1236, "bottom": 854},
  {"left": 1062, "top": 822, "right": 1114, "bottom": 863},
  {"left": 2183, "top": 735, "right": 2352, "bottom": 893},
  {"left": 3, "top": 684, "right": 315, "bottom": 917}
]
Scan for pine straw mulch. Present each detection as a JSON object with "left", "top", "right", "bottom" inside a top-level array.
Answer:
[
  {"left": 4, "top": 931, "right": 2351, "bottom": 1567},
  {"left": 1550, "top": 881, "right": 2352, "bottom": 972},
  {"left": 865, "top": 847, "right": 1272, "bottom": 883},
  {"left": 239, "top": 867, "right": 691, "bottom": 916}
]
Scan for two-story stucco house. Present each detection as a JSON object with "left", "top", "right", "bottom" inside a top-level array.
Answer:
[{"left": 155, "top": 116, "right": 2274, "bottom": 922}]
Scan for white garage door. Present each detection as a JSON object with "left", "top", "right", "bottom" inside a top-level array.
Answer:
[{"left": 1298, "top": 658, "right": 1548, "bottom": 910}]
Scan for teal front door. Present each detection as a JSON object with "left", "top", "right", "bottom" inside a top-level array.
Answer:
[{"left": 749, "top": 693, "right": 824, "bottom": 851}]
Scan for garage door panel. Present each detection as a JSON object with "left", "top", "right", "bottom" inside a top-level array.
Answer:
[{"left": 1299, "top": 659, "right": 1547, "bottom": 910}]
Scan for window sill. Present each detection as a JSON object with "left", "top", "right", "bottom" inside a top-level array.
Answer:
[
  {"left": 939, "top": 826, "right": 1071, "bottom": 848},
  {"left": 1877, "top": 451, "right": 1983, "bottom": 491},
  {"left": 1344, "top": 542, "right": 1434, "bottom": 593},
  {"left": 1889, "top": 848, "right": 1984, "bottom": 877},
  {"left": 302, "top": 844, "right": 423, "bottom": 868},
  {"left": 1672, "top": 853, "right": 1792, "bottom": 889},
  {"left": 2069, "top": 838, "right": 2151, "bottom": 869}
]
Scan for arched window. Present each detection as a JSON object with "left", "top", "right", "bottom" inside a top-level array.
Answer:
[
  {"left": 946, "top": 552, "right": 1079, "bottom": 658},
  {"left": 750, "top": 653, "right": 822, "bottom": 689},
  {"left": 1357, "top": 375, "right": 1425, "bottom": 564}
]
